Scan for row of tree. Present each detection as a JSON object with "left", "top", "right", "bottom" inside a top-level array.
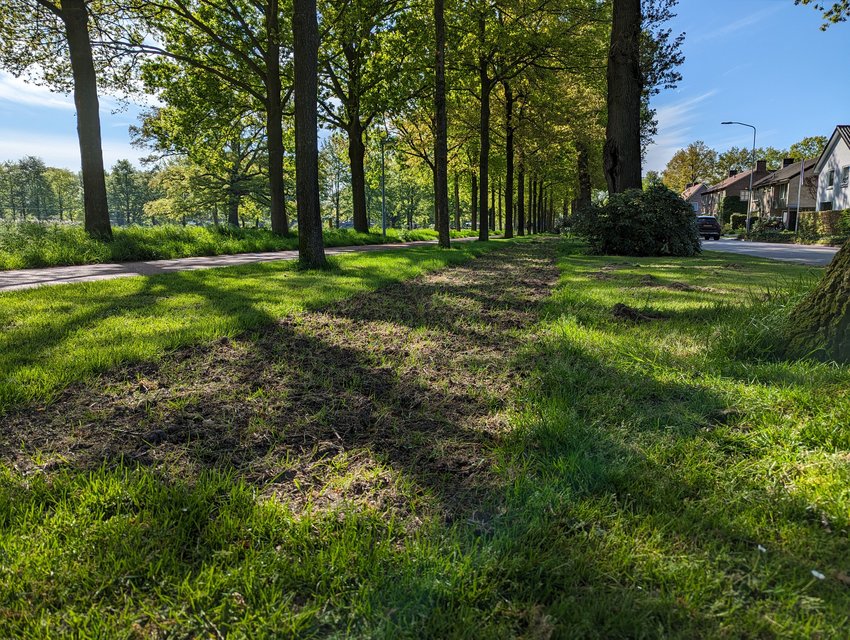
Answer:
[
  {"left": 658, "top": 136, "right": 829, "bottom": 195},
  {"left": 1, "top": 0, "right": 691, "bottom": 266},
  {"left": 0, "top": 158, "right": 153, "bottom": 225}
]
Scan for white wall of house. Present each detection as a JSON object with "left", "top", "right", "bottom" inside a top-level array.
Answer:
[{"left": 817, "top": 137, "right": 850, "bottom": 211}]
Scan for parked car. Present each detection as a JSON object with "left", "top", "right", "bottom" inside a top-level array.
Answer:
[{"left": 697, "top": 216, "right": 721, "bottom": 240}]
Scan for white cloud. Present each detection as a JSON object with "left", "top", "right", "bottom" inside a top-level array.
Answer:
[
  {"left": 0, "top": 131, "right": 146, "bottom": 170},
  {"left": 0, "top": 72, "right": 74, "bottom": 110},
  {"left": 644, "top": 91, "right": 718, "bottom": 173},
  {"left": 693, "top": 6, "right": 784, "bottom": 43}
]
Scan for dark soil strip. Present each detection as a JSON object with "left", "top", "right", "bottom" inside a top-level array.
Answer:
[{"left": 2, "top": 240, "right": 561, "bottom": 519}]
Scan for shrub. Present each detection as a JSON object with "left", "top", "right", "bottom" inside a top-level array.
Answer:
[
  {"left": 730, "top": 213, "right": 747, "bottom": 230},
  {"left": 722, "top": 195, "right": 747, "bottom": 221},
  {"left": 571, "top": 185, "right": 701, "bottom": 257}
]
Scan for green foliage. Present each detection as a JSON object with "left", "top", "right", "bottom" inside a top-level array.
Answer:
[
  {"left": 730, "top": 213, "right": 748, "bottom": 230},
  {"left": 721, "top": 195, "right": 747, "bottom": 221},
  {"left": 572, "top": 185, "right": 701, "bottom": 256}
]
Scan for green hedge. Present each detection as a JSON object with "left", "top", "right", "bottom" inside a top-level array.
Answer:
[{"left": 730, "top": 213, "right": 747, "bottom": 230}]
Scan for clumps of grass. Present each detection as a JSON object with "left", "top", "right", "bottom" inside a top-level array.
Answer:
[{"left": 0, "top": 223, "right": 480, "bottom": 271}]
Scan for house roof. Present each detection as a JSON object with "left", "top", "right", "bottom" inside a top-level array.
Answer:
[
  {"left": 682, "top": 182, "right": 708, "bottom": 200},
  {"left": 752, "top": 159, "right": 817, "bottom": 189},
  {"left": 703, "top": 168, "right": 761, "bottom": 195},
  {"left": 814, "top": 125, "right": 850, "bottom": 174}
]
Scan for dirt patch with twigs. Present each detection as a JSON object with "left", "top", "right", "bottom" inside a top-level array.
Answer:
[{"left": 1, "top": 240, "right": 562, "bottom": 523}]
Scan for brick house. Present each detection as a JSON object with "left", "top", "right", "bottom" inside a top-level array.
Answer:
[
  {"left": 752, "top": 158, "right": 818, "bottom": 229},
  {"left": 682, "top": 182, "right": 710, "bottom": 214},
  {"left": 701, "top": 160, "right": 771, "bottom": 217}
]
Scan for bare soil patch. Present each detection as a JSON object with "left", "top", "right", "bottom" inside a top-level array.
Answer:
[{"left": 2, "top": 240, "right": 561, "bottom": 521}]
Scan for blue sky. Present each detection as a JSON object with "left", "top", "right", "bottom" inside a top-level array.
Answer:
[
  {"left": 0, "top": 0, "right": 847, "bottom": 172},
  {"left": 644, "top": 0, "right": 849, "bottom": 172}
]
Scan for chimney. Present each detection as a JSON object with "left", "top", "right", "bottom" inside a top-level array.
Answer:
[
  {"left": 729, "top": 169, "right": 738, "bottom": 178},
  {"left": 783, "top": 158, "right": 796, "bottom": 168},
  {"left": 756, "top": 160, "right": 767, "bottom": 173}
]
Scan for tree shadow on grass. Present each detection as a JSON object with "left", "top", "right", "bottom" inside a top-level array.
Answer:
[{"left": 3, "top": 239, "right": 847, "bottom": 637}]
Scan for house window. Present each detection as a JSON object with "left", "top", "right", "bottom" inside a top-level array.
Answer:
[
  {"left": 740, "top": 190, "right": 750, "bottom": 201},
  {"left": 842, "top": 166, "right": 849, "bottom": 188},
  {"left": 827, "top": 170, "right": 835, "bottom": 188}
]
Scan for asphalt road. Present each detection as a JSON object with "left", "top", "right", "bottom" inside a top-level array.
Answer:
[
  {"left": 702, "top": 238, "right": 840, "bottom": 267},
  {"left": 0, "top": 237, "right": 480, "bottom": 292}
]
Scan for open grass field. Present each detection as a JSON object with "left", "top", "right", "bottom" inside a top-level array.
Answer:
[
  {"left": 0, "top": 223, "right": 479, "bottom": 271},
  {"left": 2, "top": 238, "right": 849, "bottom": 638}
]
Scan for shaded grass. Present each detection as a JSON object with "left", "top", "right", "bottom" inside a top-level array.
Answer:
[
  {"left": 0, "top": 239, "right": 500, "bottom": 413},
  {"left": 3, "top": 241, "right": 850, "bottom": 638},
  {"left": 0, "top": 222, "right": 479, "bottom": 270}
]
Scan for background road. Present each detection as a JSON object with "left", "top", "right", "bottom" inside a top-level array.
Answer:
[{"left": 702, "top": 239, "right": 839, "bottom": 266}]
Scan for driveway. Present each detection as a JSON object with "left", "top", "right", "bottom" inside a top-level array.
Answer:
[
  {"left": 702, "top": 239, "right": 840, "bottom": 267},
  {"left": 0, "top": 237, "right": 480, "bottom": 293}
]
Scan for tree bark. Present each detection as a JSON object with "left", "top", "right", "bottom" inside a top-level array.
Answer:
[
  {"left": 787, "top": 241, "right": 850, "bottom": 362},
  {"left": 477, "top": 31, "right": 490, "bottom": 242},
  {"left": 265, "top": 0, "right": 288, "bottom": 234},
  {"left": 504, "top": 83, "right": 514, "bottom": 238},
  {"left": 433, "top": 0, "right": 450, "bottom": 248},
  {"left": 497, "top": 177, "right": 502, "bottom": 232},
  {"left": 536, "top": 179, "right": 543, "bottom": 233},
  {"left": 61, "top": 0, "right": 111, "bottom": 239},
  {"left": 293, "top": 0, "right": 326, "bottom": 267},
  {"left": 348, "top": 118, "right": 369, "bottom": 232},
  {"left": 516, "top": 165, "right": 524, "bottom": 236},
  {"left": 529, "top": 175, "right": 536, "bottom": 234},
  {"left": 489, "top": 180, "right": 495, "bottom": 231},
  {"left": 604, "top": 0, "right": 643, "bottom": 194},
  {"left": 575, "top": 140, "right": 592, "bottom": 212},
  {"left": 471, "top": 172, "right": 478, "bottom": 231},
  {"left": 453, "top": 172, "right": 461, "bottom": 231}
]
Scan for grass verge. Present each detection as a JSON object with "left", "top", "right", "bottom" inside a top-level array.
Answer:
[
  {"left": 0, "top": 239, "right": 502, "bottom": 413},
  {"left": 0, "top": 223, "right": 479, "bottom": 270},
  {"left": 2, "top": 240, "right": 850, "bottom": 638}
]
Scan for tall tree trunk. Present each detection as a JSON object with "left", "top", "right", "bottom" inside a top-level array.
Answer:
[
  {"left": 477, "top": 38, "right": 490, "bottom": 241},
  {"left": 604, "top": 0, "right": 642, "bottom": 194},
  {"left": 61, "top": 0, "right": 111, "bottom": 239},
  {"left": 786, "top": 241, "right": 850, "bottom": 362},
  {"left": 497, "top": 179, "right": 502, "bottom": 231},
  {"left": 433, "top": 0, "right": 450, "bottom": 248},
  {"left": 266, "top": 0, "right": 288, "bottom": 234},
  {"left": 293, "top": 0, "right": 326, "bottom": 267},
  {"left": 504, "top": 83, "right": 514, "bottom": 238},
  {"left": 538, "top": 180, "right": 544, "bottom": 232},
  {"left": 529, "top": 175, "right": 536, "bottom": 234},
  {"left": 516, "top": 164, "right": 524, "bottom": 236},
  {"left": 489, "top": 180, "right": 495, "bottom": 231},
  {"left": 471, "top": 172, "right": 478, "bottom": 231},
  {"left": 575, "top": 141, "right": 592, "bottom": 212},
  {"left": 348, "top": 117, "right": 369, "bottom": 232},
  {"left": 453, "top": 172, "right": 461, "bottom": 231}
]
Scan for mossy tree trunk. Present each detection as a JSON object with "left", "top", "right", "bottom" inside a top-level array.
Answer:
[{"left": 787, "top": 240, "right": 850, "bottom": 362}]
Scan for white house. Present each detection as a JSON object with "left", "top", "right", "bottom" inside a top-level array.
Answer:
[{"left": 814, "top": 125, "right": 850, "bottom": 211}]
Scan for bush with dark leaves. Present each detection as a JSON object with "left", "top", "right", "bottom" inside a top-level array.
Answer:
[{"left": 572, "top": 186, "right": 701, "bottom": 256}]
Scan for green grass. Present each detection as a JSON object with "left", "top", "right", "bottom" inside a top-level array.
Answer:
[
  {"left": 0, "top": 239, "right": 499, "bottom": 413},
  {"left": 3, "top": 240, "right": 850, "bottom": 638},
  {"left": 0, "top": 222, "right": 479, "bottom": 270}
]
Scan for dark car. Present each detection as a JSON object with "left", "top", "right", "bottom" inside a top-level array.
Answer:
[{"left": 697, "top": 216, "right": 721, "bottom": 240}]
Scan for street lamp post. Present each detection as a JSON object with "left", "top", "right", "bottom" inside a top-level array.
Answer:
[{"left": 721, "top": 121, "right": 757, "bottom": 234}]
